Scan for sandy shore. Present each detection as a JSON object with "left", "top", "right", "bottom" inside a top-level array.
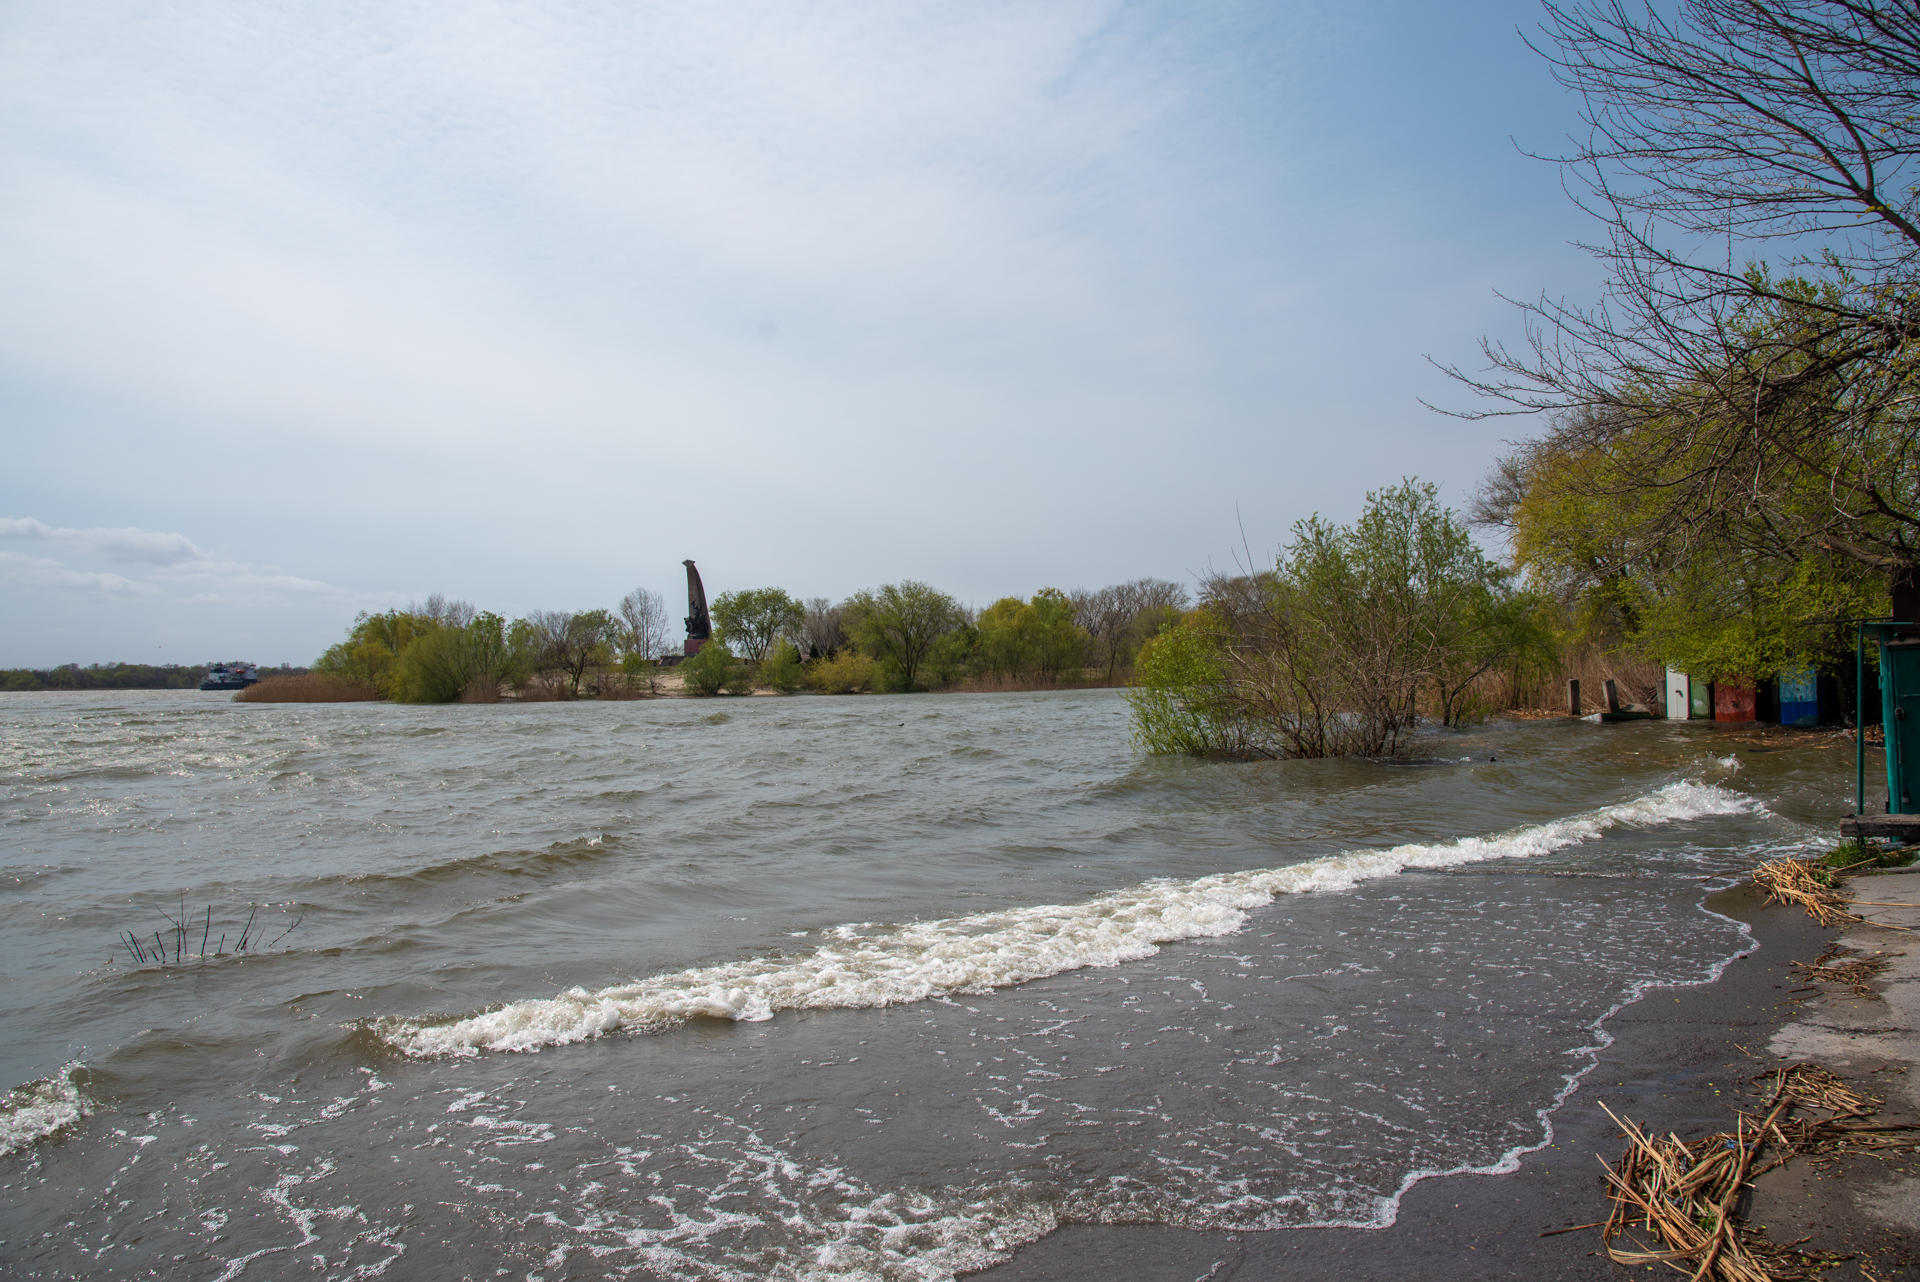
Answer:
[{"left": 977, "top": 879, "right": 1920, "bottom": 1281}]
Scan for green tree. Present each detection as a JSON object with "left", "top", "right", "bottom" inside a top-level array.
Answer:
[
  {"left": 921, "top": 624, "right": 980, "bottom": 688},
  {"left": 385, "top": 611, "right": 540, "bottom": 703},
  {"left": 843, "top": 581, "right": 964, "bottom": 692},
  {"left": 313, "top": 609, "right": 444, "bottom": 697},
  {"left": 976, "top": 588, "right": 1090, "bottom": 681},
  {"left": 1481, "top": 395, "right": 1885, "bottom": 681},
  {"left": 679, "top": 641, "right": 737, "bottom": 697},
  {"left": 804, "top": 649, "right": 874, "bottom": 693},
  {"left": 1454, "top": 1, "right": 1920, "bottom": 619},
  {"left": 711, "top": 588, "right": 805, "bottom": 664}
]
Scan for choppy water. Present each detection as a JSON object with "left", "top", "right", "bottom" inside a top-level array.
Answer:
[{"left": 0, "top": 690, "right": 1851, "bottom": 1279}]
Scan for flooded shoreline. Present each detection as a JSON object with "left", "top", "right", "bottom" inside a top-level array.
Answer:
[{"left": 0, "top": 690, "right": 1849, "bottom": 1278}]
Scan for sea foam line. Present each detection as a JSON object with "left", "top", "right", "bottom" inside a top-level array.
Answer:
[{"left": 381, "top": 780, "right": 1756, "bottom": 1058}]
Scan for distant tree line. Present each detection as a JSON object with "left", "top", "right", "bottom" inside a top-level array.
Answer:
[
  {"left": 675, "top": 577, "right": 1191, "bottom": 698},
  {"left": 2, "top": 662, "right": 306, "bottom": 692},
  {"left": 265, "top": 578, "right": 1193, "bottom": 705}
]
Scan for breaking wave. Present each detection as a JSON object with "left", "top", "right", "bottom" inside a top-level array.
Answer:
[
  {"left": 382, "top": 780, "right": 1756, "bottom": 1057},
  {"left": 0, "top": 1063, "right": 91, "bottom": 1157}
]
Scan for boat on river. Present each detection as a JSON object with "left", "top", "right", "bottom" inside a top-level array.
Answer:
[{"left": 199, "top": 662, "right": 258, "bottom": 691}]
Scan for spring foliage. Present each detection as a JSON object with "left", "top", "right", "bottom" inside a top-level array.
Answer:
[{"left": 1128, "top": 481, "right": 1552, "bottom": 757}]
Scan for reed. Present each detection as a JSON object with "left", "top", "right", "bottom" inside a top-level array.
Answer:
[
  {"left": 1791, "top": 944, "right": 1893, "bottom": 1000},
  {"left": 115, "top": 902, "right": 302, "bottom": 966},
  {"left": 1591, "top": 1062, "right": 1918, "bottom": 1279},
  {"left": 234, "top": 675, "right": 381, "bottom": 703},
  {"left": 1751, "top": 857, "right": 1863, "bottom": 928}
]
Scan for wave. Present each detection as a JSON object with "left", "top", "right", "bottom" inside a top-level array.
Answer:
[
  {"left": 381, "top": 780, "right": 1757, "bottom": 1058},
  {"left": 0, "top": 1063, "right": 91, "bottom": 1157}
]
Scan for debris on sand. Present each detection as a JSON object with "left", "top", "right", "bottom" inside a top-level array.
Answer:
[
  {"left": 1752, "top": 858, "right": 1862, "bottom": 928},
  {"left": 1590, "top": 1063, "right": 1920, "bottom": 1280}
]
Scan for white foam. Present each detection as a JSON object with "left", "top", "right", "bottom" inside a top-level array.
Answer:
[
  {"left": 0, "top": 1062, "right": 91, "bottom": 1157},
  {"left": 382, "top": 781, "right": 1757, "bottom": 1058}
]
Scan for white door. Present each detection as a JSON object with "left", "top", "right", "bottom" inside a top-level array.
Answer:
[{"left": 1665, "top": 668, "right": 1690, "bottom": 720}]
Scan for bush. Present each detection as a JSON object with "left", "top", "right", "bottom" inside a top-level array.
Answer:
[
  {"left": 680, "top": 642, "right": 737, "bottom": 697},
  {"left": 1123, "top": 619, "right": 1252, "bottom": 756},
  {"left": 805, "top": 650, "right": 873, "bottom": 694},
  {"left": 760, "top": 642, "right": 803, "bottom": 694}
]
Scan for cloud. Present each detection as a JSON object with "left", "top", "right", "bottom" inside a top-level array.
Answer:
[
  {"left": 0, "top": 517, "right": 208, "bottom": 566},
  {"left": 0, "top": 516, "right": 347, "bottom": 602},
  {"left": 0, "top": 550, "right": 159, "bottom": 595}
]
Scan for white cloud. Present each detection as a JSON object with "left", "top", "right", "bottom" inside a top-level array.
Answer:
[
  {"left": 0, "top": 549, "right": 158, "bottom": 595},
  {"left": 0, "top": 517, "right": 207, "bottom": 565},
  {"left": 0, "top": 517, "right": 347, "bottom": 603}
]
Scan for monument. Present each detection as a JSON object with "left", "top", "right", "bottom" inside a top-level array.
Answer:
[{"left": 683, "top": 560, "right": 712, "bottom": 656}]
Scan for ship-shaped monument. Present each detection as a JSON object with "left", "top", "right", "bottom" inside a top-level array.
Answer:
[{"left": 683, "top": 560, "right": 711, "bottom": 657}]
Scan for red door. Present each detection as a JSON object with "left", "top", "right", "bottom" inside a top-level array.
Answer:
[{"left": 1714, "top": 682, "right": 1757, "bottom": 721}]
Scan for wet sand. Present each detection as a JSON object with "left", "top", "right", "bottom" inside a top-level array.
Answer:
[{"left": 979, "top": 883, "right": 1920, "bottom": 1281}]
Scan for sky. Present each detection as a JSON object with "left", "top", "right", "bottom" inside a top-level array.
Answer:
[{"left": 0, "top": 0, "right": 1603, "bottom": 667}]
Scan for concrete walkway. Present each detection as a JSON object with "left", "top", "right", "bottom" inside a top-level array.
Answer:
[{"left": 1765, "top": 872, "right": 1920, "bottom": 1246}]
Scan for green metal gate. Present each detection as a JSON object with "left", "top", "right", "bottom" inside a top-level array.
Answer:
[{"left": 1863, "top": 623, "right": 1920, "bottom": 814}]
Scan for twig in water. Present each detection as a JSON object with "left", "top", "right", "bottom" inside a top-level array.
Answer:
[
  {"left": 200, "top": 905, "right": 210, "bottom": 959},
  {"left": 237, "top": 906, "right": 258, "bottom": 952},
  {"left": 267, "top": 915, "right": 303, "bottom": 948}
]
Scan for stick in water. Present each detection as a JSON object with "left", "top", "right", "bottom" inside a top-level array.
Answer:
[{"left": 267, "top": 915, "right": 303, "bottom": 949}]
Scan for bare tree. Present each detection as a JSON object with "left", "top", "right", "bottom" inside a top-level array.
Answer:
[
  {"left": 524, "top": 609, "right": 618, "bottom": 697},
  {"left": 1447, "top": 0, "right": 1920, "bottom": 608},
  {"left": 411, "top": 594, "right": 477, "bottom": 628},
  {"left": 801, "top": 597, "right": 848, "bottom": 657},
  {"left": 618, "top": 587, "right": 672, "bottom": 661},
  {"left": 1073, "top": 578, "right": 1192, "bottom": 680}
]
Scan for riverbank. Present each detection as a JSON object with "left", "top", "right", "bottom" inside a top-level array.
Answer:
[{"left": 978, "top": 881, "right": 1920, "bottom": 1281}]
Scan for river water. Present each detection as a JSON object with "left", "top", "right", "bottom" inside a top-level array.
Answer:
[{"left": 0, "top": 689, "right": 1849, "bottom": 1279}]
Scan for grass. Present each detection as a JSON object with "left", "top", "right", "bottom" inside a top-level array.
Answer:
[{"left": 1822, "top": 839, "right": 1919, "bottom": 870}]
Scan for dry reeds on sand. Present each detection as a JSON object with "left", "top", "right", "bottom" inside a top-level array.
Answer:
[
  {"left": 1595, "top": 1063, "right": 1919, "bottom": 1280},
  {"left": 1751, "top": 858, "right": 1863, "bottom": 928},
  {"left": 233, "top": 674, "right": 381, "bottom": 703}
]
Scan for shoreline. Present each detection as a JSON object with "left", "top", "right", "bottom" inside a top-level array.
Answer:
[{"left": 976, "top": 882, "right": 1918, "bottom": 1281}]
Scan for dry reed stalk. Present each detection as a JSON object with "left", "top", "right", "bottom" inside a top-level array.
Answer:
[
  {"left": 1751, "top": 859, "right": 1862, "bottom": 928},
  {"left": 1597, "top": 1094, "right": 1798, "bottom": 1281},
  {"left": 1592, "top": 1063, "right": 1920, "bottom": 1279},
  {"left": 1791, "top": 946, "right": 1897, "bottom": 1000},
  {"left": 234, "top": 675, "right": 381, "bottom": 703}
]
